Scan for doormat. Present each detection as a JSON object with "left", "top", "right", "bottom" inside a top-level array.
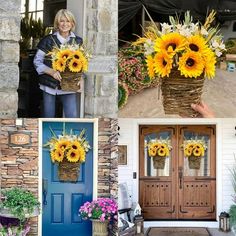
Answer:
[{"left": 146, "top": 227, "right": 211, "bottom": 236}]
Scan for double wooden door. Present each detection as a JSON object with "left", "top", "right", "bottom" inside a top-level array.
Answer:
[{"left": 139, "top": 125, "right": 216, "bottom": 220}]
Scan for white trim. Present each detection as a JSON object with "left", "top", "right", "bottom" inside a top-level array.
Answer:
[
  {"left": 38, "top": 118, "right": 98, "bottom": 236},
  {"left": 119, "top": 118, "right": 222, "bottom": 227}
]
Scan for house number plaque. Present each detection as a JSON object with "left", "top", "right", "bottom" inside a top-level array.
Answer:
[{"left": 8, "top": 132, "right": 31, "bottom": 147}]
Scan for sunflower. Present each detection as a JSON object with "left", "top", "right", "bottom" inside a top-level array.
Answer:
[
  {"left": 193, "top": 148, "right": 201, "bottom": 157},
  {"left": 184, "top": 148, "right": 192, "bottom": 156},
  {"left": 148, "top": 148, "right": 157, "bottom": 157},
  {"left": 203, "top": 49, "right": 216, "bottom": 79},
  {"left": 71, "top": 140, "right": 82, "bottom": 151},
  {"left": 165, "top": 147, "right": 170, "bottom": 156},
  {"left": 186, "top": 143, "right": 194, "bottom": 152},
  {"left": 199, "top": 146, "right": 205, "bottom": 156},
  {"left": 187, "top": 35, "right": 208, "bottom": 55},
  {"left": 55, "top": 139, "right": 71, "bottom": 151},
  {"left": 78, "top": 147, "right": 86, "bottom": 162},
  {"left": 56, "top": 49, "right": 73, "bottom": 61},
  {"left": 66, "top": 149, "right": 80, "bottom": 162},
  {"left": 154, "top": 32, "right": 186, "bottom": 55},
  {"left": 68, "top": 58, "right": 83, "bottom": 72},
  {"left": 52, "top": 59, "right": 66, "bottom": 72},
  {"left": 153, "top": 51, "right": 173, "bottom": 77},
  {"left": 80, "top": 57, "right": 88, "bottom": 72},
  {"left": 51, "top": 149, "right": 64, "bottom": 162},
  {"left": 146, "top": 55, "right": 155, "bottom": 78},
  {"left": 73, "top": 50, "right": 84, "bottom": 60},
  {"left": 157, "top": 148, "right": 166, "bottom": 157},
  {"left": 178, "top": 51, "right": 204, "bottom": 78},
  {"left": 152, "top": 143, "right": 160, "bottom": 150}
]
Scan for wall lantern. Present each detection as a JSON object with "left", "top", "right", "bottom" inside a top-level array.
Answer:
[{"left": 219, "top": 211, "right": 230, "bottom": 232}]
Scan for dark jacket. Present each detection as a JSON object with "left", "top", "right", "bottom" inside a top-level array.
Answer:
[{"left": 36, "top": 33, "right": 83, "bottom": 89}]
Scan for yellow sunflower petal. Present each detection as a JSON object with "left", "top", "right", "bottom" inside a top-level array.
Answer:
[
  {"left": 178, "top": 51, "right": 204, "bottom": 78},
  {"left": 56, "top": 49, "right": 73, "bottom": 61},
  {"left": 187, "top": 35, "right": 208, "bottom": 55},
  {"left": 68, "top": 58, "right": 83, "bottom": 72},
  {"left": 153, "top": 51, "right": 173, "bottom": 77},
  {"left": 148, "top": 148, "right": 156, "bottom": 157},
  {"left": 55, "top": 140, "right": 71, "bottom": 151},
  {"left": 53, "top": 59, "right": 66, "bottom": 72},
  {"left": 193, "top": 147, "right": 201, "bottom": 157},
  {"left": 51, "top": 149, "right": 64, "bottom": 162},
  {"left": 157, "top": 148, "right": 166, "bottom": 157},
  {"left": 203, "top": 49, "right": 216, "bottom": 79},
  {"left": 66, "top": 149, "right": 80, "bottom": 162},
  {"left": 154, "top": 32, "right": 187, "bottom": 56},
  {"left": 146, "top": 55, "right": 155, "bottom": 78}
]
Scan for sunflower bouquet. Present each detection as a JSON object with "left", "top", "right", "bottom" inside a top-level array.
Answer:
[
  {"left": 44, "top": 126, "right": 91, "bottom": 182},
  {"left": 147, "top": 138, "right": 172, "bottom": 169},
  {"left": 134, "top": 10, "right": 225, "bottom": 116},
  {"left": 182, "top": 137, "right": 207, "bottom": 169},
  {"left": 48, "top": 39, "right": 91, "bottom": 91}
]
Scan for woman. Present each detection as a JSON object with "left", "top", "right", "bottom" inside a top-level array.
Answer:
[{"left": 34, "top": 9, "right": 82, "bottom": 118}]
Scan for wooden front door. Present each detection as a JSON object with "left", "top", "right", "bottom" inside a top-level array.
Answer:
[{"left": 139, "top": 125, "right": 216, "bottom": 220}]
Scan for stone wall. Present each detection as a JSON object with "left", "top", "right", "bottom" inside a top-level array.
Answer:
[
  {"left": 85, "top": 0, "right": 118, "bottom": 118},
  {"left": 0, "top": 1, "right": 21, "bottom": 118},
  {"left": 0, "top": 118, "right": 118, "bottom": 235},
  {"left": 0, "top": 119, "right": 39, "bottom": 235}
]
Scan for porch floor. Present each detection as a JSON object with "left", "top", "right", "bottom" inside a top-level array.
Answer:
[{"left": 144, "top": 228, "right": 234, "bottom": 236}]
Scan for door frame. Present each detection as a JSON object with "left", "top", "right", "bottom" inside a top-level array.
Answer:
[
  {"left": 38, "top": 118, "right": 98, "bottom": 236},
  {"left": 133, "top": 118, "right": 222, "bottom": 228}
]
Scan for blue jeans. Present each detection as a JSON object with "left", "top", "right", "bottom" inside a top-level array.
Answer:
[{"left": 43, "top": 92, "right": 78, "bottom": 118}]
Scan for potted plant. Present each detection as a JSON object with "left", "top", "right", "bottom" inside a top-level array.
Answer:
[
  {"left": 147, "top": 137, "right": 172, "bottom": 169},
  {"left": 79, "top": 198, "right": 118, "bottom": 236},
  {"left": 182, "top": 137, "right": 207, "bottom": 169},
  {"left": 0, "top": 223, "right": 30, "bottom": 236},
  {"left": 0, "top": 187, "right": 40, "bottom": 223}
]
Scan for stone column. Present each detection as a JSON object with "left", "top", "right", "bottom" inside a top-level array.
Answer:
[
  {"left": 85, "top": 0, "right": 118, "bottom": 118},
  {"left": 0, "top": 1, "right": 21, "bottom": 118}
]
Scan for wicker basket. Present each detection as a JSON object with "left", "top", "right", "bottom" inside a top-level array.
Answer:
[
  {"left": 188, "top": 156, "right": 201, "bottom": 169},
  {"left": 60, "top": 71, "right": 82, "bottom": 92},
  {"left": 92, "top": 219, "right": 108, "bottom": 236},
  {"left": 153, "top": 155, "right": 166, "bottom": 169},
  {"left": 58, "top": 161, "right": 80, "bottom": 182},
  {"left": 161, "top": 69, "right": 205, "bottom": 117}
]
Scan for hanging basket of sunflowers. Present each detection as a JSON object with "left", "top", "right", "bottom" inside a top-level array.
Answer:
[
  {"left": 44, "top": 125, "right": 91, "bottom": 182},
  {"left": 133, "top": 10, "right": 225, "bottom": 117},
  {"left": 48, "top": 39, "right": 91, "bottom": 92},
  {"left": 182, "top": 138, "right": 207, "bottom": 169},
  {"left": 147, "top": 138, "right": 172, "bottom": 169}
]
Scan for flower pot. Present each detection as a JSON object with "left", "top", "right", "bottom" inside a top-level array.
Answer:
[
  {"left": 161, "top": 69, "right": 205, "bottom": 117},
  {"left": 60, "top": 71, "right": 82, "bottom": 92},
  {"left": 58, "top": 161, "right": 80, "bottom": 182},
  {"left": 0, "top": 206, "right": 40, "bottom": 219},
  {"left": 153, "top": 155, "right": 166, "bottom": 169},
  {"left": 92, "top": 219, "right": 109, "bottom": 236},
  {"left": 188, "top": 156, "right": 201, "bottom": 169}
]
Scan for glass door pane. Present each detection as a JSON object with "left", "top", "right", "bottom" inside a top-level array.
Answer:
[
  {"left": 144, "top": 130, "right": 172, "bottom": 177},
  {"left": 183, "top": 131, "right": 210, "bottom": 177}
]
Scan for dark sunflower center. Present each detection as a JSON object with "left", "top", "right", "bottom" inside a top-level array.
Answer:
[
  {"left": 73, "top": 62, "right": 78, "bottom": 67},
  {"left": 71, "top": 152, "right": 76, "bottom": 157},
  {"left": 72, "top": 145, "right": 77, "bottom": 149},
  {"left": 189, "top": 44, "right": 199, "bottom": 51},
  {"left": 167, "top": 43, "right": 176, "bottom": 51},
  {"left": 186, "top": 58, "right": 195, "bottom": 67},
  {"left": 74, "top": 55, "right": 80, "bottom": 59},
  {"left": 62, "top": 145, "right": 66, "bottom": 149},
  {"left": 63, "top": 55, "right": 69, "bottom": 59},
  {"left": 162, "top": 60, "right": 167, "bottom": 66}
]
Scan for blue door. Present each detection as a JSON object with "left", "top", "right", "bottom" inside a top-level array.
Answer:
[{"left": 42, "top": 121, "right": 93, "bottom": 236}]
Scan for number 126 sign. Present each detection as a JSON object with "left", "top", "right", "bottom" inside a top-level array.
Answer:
[{"left": 8, "top": 132, "right": 31, "bottom": 147}]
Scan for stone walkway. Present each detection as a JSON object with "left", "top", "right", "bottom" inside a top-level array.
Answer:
[{"left": 119, "top": 69, "right": 236, "bottom": 118}]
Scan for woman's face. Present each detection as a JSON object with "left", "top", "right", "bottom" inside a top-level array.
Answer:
[{"left": 58, "top": 15, "right": 73, "bottom": 35}]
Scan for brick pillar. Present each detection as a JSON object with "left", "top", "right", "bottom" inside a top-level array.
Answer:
[
  {"left": 0, "top": 1, "right": 21, "bottom": 118},
  {"left": 85, "top": 0, "right": 118, "bottom": 118}
]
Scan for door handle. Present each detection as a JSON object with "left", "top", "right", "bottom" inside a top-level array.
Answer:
[
  {"left": 207, "top": 205, "right": 215, "bottom": 213},
  {"left": 167, "top": 205, "right": 175, "bottom": 213},
  {"left": 43, "top": 178, "right": 48, "bottom": 206},
  {"left": 180, "top": 205, "right": 188, "bottom": 213},
  {"left": 178, "top": 167, "right": 183, "bottom": 189}
]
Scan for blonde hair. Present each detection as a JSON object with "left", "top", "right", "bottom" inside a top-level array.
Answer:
[{"left": 53, "top": 9, "right": 76, "bottom": 32}]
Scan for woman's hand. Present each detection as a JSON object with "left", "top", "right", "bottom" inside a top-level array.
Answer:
[
  {"left": 191, "top": 101, "right": 215, "bottom": 118},
  {"left": 45, "top": 68, "right": 62, "bottom": 82}
]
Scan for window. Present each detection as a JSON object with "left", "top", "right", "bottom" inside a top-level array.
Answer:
[{"left": 21, "top": 0, "right": 44, "bottom": 20}]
